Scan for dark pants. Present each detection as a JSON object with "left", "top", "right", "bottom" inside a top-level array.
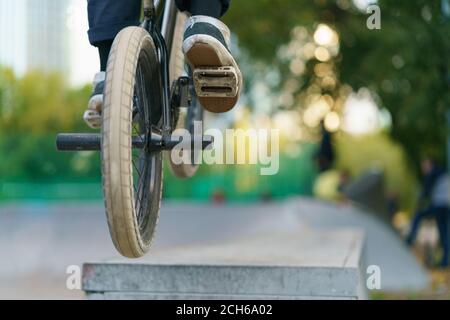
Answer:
[
  {"left": 406, "top": 205, "right": 450, "bottom": 267},
  {"left": 88, "top": 0, "right": 231, "bottom": 45}
]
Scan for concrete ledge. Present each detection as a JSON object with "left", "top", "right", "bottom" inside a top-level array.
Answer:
[{"left": 83, "top": 229, "right": 366, "bottom": 300}]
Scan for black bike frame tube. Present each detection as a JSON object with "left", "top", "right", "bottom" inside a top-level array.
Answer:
[
  {"left": 151, "top": 0, "right": 178, "bottom": 143},
  {"left": 141, "top": 0, "right": 178, "bottom": 144},
  {"left": 161, "top": 0, "right": 178, "bottom": 140},
  {"left": 160, "top": 0, "right": 178, "bottom": 56},
  {"left": 153, "top": 31, "right": 172, "bottom": 142}
]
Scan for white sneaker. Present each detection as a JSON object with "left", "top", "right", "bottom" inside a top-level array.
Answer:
[
  {"left": 183, "top": 15, "right": 242, "bottom": 113},
  {"left": 83, "top": 72, "right": 105, "bottom": 129}
]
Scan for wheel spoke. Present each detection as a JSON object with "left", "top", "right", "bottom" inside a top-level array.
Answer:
[
  {"left": 132, "top": 160, "right": 143, "bottom": 208},
  {"left": 132, "top": 123, "right": 145, "bottom": 143},
  {"left": 132, "top": 159, "right": 142, "bottom": 179},
  {"left": 138, "top": 65, "right": 151, "bottom": 132},
  {"left": 131, "top": 63, "right": 150, "bottom": 222},
  {"left": 125, "top": 53, "right": 165, "bottom": 235},
  {"left": 136, "top": 156, "right": 147, "bottom": 221}
]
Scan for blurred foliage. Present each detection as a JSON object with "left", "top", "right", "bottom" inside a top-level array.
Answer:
[
  {"left": 225, "top": 0, "right": 450, "bottom": 171},
  {"left": 0, "top": 68, "right": 101, "bottom": 185},
  {"left": 313, "top": 169, "right": 342, "bottom": 200},
  {"left": 0, "top": 68, "right": 91, "bottom": 134}
]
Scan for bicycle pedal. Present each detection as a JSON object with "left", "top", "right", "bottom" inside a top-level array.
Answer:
[{"left": 193, "top": 67, "right": 238, "bottom": 98}]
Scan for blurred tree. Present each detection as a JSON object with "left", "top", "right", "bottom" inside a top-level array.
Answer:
[
  {"left": 0, "top": 67, "right": 99, "bottom": 183},
  {"left": 0, "top": 68, "right": 91, "bottom": 134},
  {"left": 225, "top": 0, "right": 450, "bottom": 171}
]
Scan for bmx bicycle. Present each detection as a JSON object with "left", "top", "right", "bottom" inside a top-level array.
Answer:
[{"left": 56, "top": 0, "right": 237, "bottom": 258}]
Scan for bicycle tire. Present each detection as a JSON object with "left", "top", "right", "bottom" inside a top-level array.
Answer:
[{"left": 102, "top": 26, "right": 163, "bottom": 258}]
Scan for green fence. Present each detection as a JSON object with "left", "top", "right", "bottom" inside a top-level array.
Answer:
[
  {"left": 163, "top": 147, "right": 317, "bottom": 202},
  {"left": 0, "top": 150, "right": 317, "bottom": 203},
  {"left": 0, "top": 133, "right": 317, "bottom": 202}
]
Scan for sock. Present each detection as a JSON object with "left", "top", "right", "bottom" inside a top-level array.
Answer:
[
  {"left": 96, "top": 40, "right": 113, "bottom": 72},
  {"left": 189, "top": 0, "right": 222, "bottom": 19}
]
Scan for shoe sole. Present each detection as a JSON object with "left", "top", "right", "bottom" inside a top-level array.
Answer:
[{"left": 186, "top": 43, "right": 238, "bottom": 113}]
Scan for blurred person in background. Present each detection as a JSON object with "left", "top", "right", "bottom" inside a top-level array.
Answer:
[
  {"left": 406, "top": 156, "right": 449, "bottom": 267},
  {"left": 314, "top": 120, "right": 335, "bottom": 173}
]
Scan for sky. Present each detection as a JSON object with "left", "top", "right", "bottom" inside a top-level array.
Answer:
[
  {"left": 0, "top": 0, "right": 27, "bottom": 75},
  {"left": 67, "top": 0, "right": 99, "bottom": 86},
  {"left": 0, "top": 0, "right": 99, "bottom": 86}
]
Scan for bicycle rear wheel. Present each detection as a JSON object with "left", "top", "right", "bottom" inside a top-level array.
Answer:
[
  {"left": 167, "top": 12, "right": 203, "bottom": 178},
  {"left": 102, "top": 26, "right": 163, "bottom": 258}
]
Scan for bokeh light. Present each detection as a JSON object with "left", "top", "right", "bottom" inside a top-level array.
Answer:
[{"left": 313, "top": 24, "right": 339, "bottom": 47}]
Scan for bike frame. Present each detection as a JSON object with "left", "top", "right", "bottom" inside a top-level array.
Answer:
[{"left": 142, "top": 0, "right": 178, "bottom": 144}]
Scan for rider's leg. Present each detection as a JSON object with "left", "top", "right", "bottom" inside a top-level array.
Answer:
[
  {"left": 406, "top": 206, "right": 435, "bottom": 246},
  {"left": 177, "top": 0, "right": 242, "bottom": 113},
  {"left": 87, "top": 0, "right": 229, "bottom": 74},
  {"left": 435, "top": 207, "right": 449, "bottom": 267},
  {"left": 84, "top": 0, "right": 141, "bottom": 128},
  {"left": 175, "top": 0, "right": 230, "bottom": 18},
  {"left": 88, "top": 0, "right": 141, "bottom": 70}
]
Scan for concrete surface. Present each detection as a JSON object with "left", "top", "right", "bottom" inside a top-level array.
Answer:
[
  {"left": 83, "top": 229, "right": 366, "bottom": 300},
  {"left": 0, "top": 197, "right": 429, "bottom": 299},
  {"left": 284, "top": 198, "right": 429, "bottom": 290}
]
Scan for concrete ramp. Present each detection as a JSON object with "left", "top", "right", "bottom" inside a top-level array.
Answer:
[
  {"left": 284, "top": 198, "right": 429, "bottom": 291},
  {"left": 83, "top": 229, "right": 366, "bottom": 300}
]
